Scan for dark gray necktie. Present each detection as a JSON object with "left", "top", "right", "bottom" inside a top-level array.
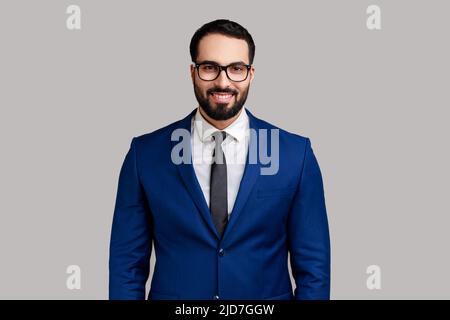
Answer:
[{"left": 210, "top": 131, "right": 228, "bottom": 237}]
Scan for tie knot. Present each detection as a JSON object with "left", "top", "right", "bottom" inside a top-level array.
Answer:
[
  {"left": 211, "top": 131, "right": 226, "bottom": 165},
  {"left": 212, "top": 131, "right": 227, "bottom": 145}
]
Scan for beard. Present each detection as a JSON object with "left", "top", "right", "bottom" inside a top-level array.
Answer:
[{"left": 193, "top": 81, "right": 250, "bottom": 121}]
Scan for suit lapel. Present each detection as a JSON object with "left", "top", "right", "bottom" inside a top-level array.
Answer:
[
  {"left": 172, "top": 109, "right": 221, "bottom": 239},
  {"left": 221, "top": 109, "right": 261, "bottom": 243}
]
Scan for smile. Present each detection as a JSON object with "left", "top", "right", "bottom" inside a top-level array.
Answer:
[{"left": 211, "top": 92, "right": 235, "bottom": 103}]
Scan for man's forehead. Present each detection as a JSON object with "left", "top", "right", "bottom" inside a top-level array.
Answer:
[{"left": 197, "top": 34, "right": 249, "bottom": 65}]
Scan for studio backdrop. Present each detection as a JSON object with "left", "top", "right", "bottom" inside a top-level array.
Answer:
[{"left": 0, "top": 0, "right": 449, "bottom": 299}]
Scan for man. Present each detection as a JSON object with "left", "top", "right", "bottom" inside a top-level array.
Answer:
[{"left": 109, "top": 19, "right": 330, "bottom": 300}]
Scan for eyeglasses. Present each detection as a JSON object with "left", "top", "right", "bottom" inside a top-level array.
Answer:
[{"left": 194, "top": 61, "right": 251, "bottom": 82}]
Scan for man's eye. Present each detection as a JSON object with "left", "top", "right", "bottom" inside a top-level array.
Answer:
[
  {"left": 231, "top": 65, "right": 245, "bottom": 72},
  {"left": 203, "top": 65, "right": 216, "bottom": 70}
]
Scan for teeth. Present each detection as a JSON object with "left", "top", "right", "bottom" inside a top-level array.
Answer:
[{"left": 213, "top": 93, "right": 232, "bottom": 99}]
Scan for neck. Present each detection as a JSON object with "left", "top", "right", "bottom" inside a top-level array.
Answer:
[{"left": 199, "top": 107, "right": 242, "bottom": 130}]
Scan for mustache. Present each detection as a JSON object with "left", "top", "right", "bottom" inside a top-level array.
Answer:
[{"left": 207, "top": 88, "right": 238, "bottom": 95}]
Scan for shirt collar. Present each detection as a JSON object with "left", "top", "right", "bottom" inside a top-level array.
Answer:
[{"left": 193, "top": 107, "right": 249, "bottom": 143}]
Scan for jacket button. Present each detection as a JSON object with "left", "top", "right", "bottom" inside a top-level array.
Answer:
[
  {"left": 213, "top": 295, "right": 220, "bottom": 300},
  {"left": 219, "top": 248, "right": 225, "bottom": 257}
]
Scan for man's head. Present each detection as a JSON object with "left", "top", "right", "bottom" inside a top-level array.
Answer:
[{"left": 190, "top": 19, "right": 255, "bottom": 122}]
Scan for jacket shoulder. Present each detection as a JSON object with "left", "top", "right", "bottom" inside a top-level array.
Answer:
[
  {"left": 250, "top": 113, "right": 310, "bottom": 146},
  {"left": 132, "top": 117, "right": 187, "bottom": 148}
]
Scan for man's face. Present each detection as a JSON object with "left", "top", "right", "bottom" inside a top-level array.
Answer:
[{"left": 191, "top": 33, "right": 255, "bottom": 121}]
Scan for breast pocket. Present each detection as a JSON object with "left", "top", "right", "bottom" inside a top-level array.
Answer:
[{"left": 256, "top": 186, "right": 297, "bottom": 199}]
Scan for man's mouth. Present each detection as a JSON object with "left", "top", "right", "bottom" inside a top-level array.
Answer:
[{"left": 210, "top": 92, "right": 235, "bottom": 104}]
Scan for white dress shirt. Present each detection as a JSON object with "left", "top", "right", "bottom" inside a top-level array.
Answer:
[{"left": 191, "top": 107, "right": 249, "bottom": 218}]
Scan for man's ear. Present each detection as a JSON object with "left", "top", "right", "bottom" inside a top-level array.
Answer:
[
  {"left": 249, "top": 66, "right": 255, "bottom": 85},
  {"left": 190, "top": 64, "right": 195, "bottom": 82}
]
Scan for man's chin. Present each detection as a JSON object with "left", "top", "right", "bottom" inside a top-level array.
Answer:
[
  {"left": 214, "top": 102, "right": 235, "bottom": 111},
  {"left": 208, "top": 99, "right": 234, "bottom": 112},
  {"left": 209, "top": 96, "right": 235, "bottom": 106},
  {"left": 213, "top": 102, "right": 232, "bottom": 109},
  {"left": 201, "top": 104, "right": 241, "bottom": 121}
]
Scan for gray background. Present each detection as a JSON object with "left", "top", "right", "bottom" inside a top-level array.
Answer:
[{"left": 0, "top": 0, "right": 449, "bottom": 299}]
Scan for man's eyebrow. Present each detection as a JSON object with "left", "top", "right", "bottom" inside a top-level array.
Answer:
[{"left": 197, "top": 60, "right": 248, "bottom": 65}]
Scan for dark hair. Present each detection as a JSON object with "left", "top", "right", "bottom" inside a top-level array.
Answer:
[{"left": 190, "top": 19, "right": 255, "bottom": 65}]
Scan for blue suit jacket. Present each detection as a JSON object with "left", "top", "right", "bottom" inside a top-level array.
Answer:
[{"left": 109, "top": 108, "right": 330, "bottom": 300}]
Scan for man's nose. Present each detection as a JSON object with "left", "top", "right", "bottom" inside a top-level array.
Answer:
[{"left": 215, "top": 68, "right": 232, "bottom": 87}]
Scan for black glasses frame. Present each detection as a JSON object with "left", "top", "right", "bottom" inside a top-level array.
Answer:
[{"left": 194, "top": 62, "right": 252, "bottom": 82}]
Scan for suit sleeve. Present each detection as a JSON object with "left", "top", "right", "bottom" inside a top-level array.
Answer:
[
  {"left": 287, "top": 137, "right": 331, "bottom": 300},
  {"left": 109, "top": 137, "right": 153, "bottom": 300}
]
